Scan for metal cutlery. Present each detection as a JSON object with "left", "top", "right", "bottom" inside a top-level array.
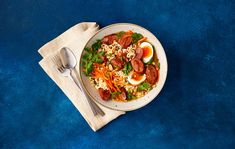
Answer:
[{"left": 52, "top": 48, "right": 105, "bottom": 116}]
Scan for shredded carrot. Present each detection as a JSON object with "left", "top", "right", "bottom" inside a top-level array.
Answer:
[{"left": 92, "top": 63, "right": 121, "bottom": 92}]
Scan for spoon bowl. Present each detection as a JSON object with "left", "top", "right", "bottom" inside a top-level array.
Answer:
[{"left": 60, "top": 47, "right": 77, "bottom": 69}]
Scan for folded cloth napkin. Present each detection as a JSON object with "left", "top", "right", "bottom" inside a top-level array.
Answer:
[{"left": 38, "top": 22, "right": 125, "bottom": 131}]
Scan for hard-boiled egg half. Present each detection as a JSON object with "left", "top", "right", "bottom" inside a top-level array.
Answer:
[
  {"left": 140, "top": 42, "right": 154, "bottom": 63},
  {"left": 127, "top": 71, "right": 146, "bottom": 85}
]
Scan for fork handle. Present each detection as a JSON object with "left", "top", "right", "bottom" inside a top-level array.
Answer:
[{"left": 70, "top": 69, "right": 105, "bottom": 116}]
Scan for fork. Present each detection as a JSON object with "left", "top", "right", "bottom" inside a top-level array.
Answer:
[{"left": 52, "top": 54, "right": 105, "bottom": 116}]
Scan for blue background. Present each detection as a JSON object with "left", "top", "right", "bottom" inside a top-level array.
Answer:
[{"left": 1, "top": 0, "right": 235, "bottom": 148}]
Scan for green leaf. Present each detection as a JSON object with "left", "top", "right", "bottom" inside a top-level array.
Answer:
[
  {"left": 82, "top": 47, "right": 95, "bottom": 75},
  {"left": 98, "top": 51, "right": 105, "bottom": 56},
  {"left": 82, "top": 43, "right": 106, "bottom": 76},
  {"left": 158, "top": 62, "right": 160, "bottom": 69},
  {"left": 84, "top": 47, "right": 91, "bottom": 52},
  {"left": 85, "top": 61, "right": 93, "bottom": 75},
  {"left": 127, "top": 91, "right": 135, "bottom": 100},
  {"left": 92, "top": 54, "right": 103, "bottom": 63},
  {"left": 117, "top": 31, "right": 125, "bottom": 39},
  {"left": 95, "top": 58, "right": 103, "bottom": 63},
  {"left": 85, "top": 52, "right": 93, "bottom": 60},
  {"left": 111, "top": 92, "right": 121, "bottom": 98},
  {"left": 137, "top": 82, "right": 152, "bottom": 91},
  {"left": 122, "top": 62, "right": 133, "bottom": 75},
  {"left": 92, "top": 40, "right": 102, "bottom": 51},
  {"left": 131, "top": 33, "right": 143, "bottom": 43}
]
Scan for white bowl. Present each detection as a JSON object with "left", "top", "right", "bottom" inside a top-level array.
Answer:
[{"left": 79, "top": 23, "right": 168, "bottom": 111}]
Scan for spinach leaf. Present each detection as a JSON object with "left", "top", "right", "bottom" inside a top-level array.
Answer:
[
  {"left": 137, "top": 82, "right": 152, "bottom": 91},
  {"left": 131, "top": 33, "right": 143, "bottom": 43},
  {"left": 123, "top": 62, "right": 133, "bottom": 75},
  {"left": 92, "top": 40, "right": 101, "bottom": 51}
]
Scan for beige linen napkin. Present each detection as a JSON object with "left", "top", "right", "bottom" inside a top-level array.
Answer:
[{"left": 38, "top": 22, "right": 125, "bottom": 131}]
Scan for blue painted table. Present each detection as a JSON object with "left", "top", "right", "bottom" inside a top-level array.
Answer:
[{"left": 1, "top": 0, "right": 235, "bottom": 148}]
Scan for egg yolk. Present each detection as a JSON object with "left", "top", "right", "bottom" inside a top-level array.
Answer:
[
  {"left": 142, "top": 46, "right": 152, "bottom": 58},
  {"left": 132, "top": 73, "right": 143, "bottom": 81}
]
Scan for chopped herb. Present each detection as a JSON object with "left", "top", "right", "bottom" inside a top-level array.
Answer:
[
  {"left": 117, "top": 31, "right": 125, "bottom": 39},
  {"left": 86, "top": 61, "right": 93, "bottom": 75},
  {"left": 127, "top": 91, "right": 135, "bottom": 100},
  {"left": 92, "top": 40, "right": 101, "bottom": 51},
  {"left": 137, "top": 82, "right": 152, "bottom": 91},
  {"left": 82, "top": 47, "right": 104, "bottom": 76},
  {"left": 122, "top": 62, "right": 133, "bottom": 75},
  {"left": 84, "top": 47, "right": 91, "bottom": 52},
  {"left": 98, "top": 51, "right": 105, "bottom": 56},
  {"left": 91, "top": 51, "right": 105, "bottom": 63},
  {"left": 111, "top": 92, "right": 121, "bottom": 98},
  {"left": 131, "top": 33, "right": 143, "bottom": 43},
  {"left": 158, "top": 62, "right": 160, "bottom": 69},
  {"left": 82, "top": 52, "right": 92, "bottom": 62}
]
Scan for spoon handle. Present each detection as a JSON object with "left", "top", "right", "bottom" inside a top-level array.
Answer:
[
  {"left": 69, "top": 73, "right": 98, "bottom": 116},
  {"left": 70, "top": 69, "right": 105, "bottom": 116}
]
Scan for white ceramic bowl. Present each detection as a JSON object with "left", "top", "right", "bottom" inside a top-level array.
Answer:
[{"left": 79, "top": 23, "right": 168, "bottom": 111}]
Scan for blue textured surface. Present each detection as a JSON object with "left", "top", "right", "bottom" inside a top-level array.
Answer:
[{"left": 1, "top": 0, "right": 235, "bottom": 148}]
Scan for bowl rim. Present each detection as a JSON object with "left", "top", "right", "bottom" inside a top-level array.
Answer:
[{"left": 79, "top": 23, "right": 168, "bottom": 111}]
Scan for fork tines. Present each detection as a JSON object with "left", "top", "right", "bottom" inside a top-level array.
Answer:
[{"left": 51, "top": 54, "right": 65, "bottom": 73}]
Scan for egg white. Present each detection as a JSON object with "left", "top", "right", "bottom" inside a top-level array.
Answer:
[
  {"left": 127, "top": 71, "right": 146, "bottom": 85},
  {"left": 140, "top": 42, "right": 154, "bottom": 63}
]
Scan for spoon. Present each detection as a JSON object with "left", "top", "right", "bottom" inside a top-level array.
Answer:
[{"left": 59, "top": 47, "right": 105, "bottom": 116}]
